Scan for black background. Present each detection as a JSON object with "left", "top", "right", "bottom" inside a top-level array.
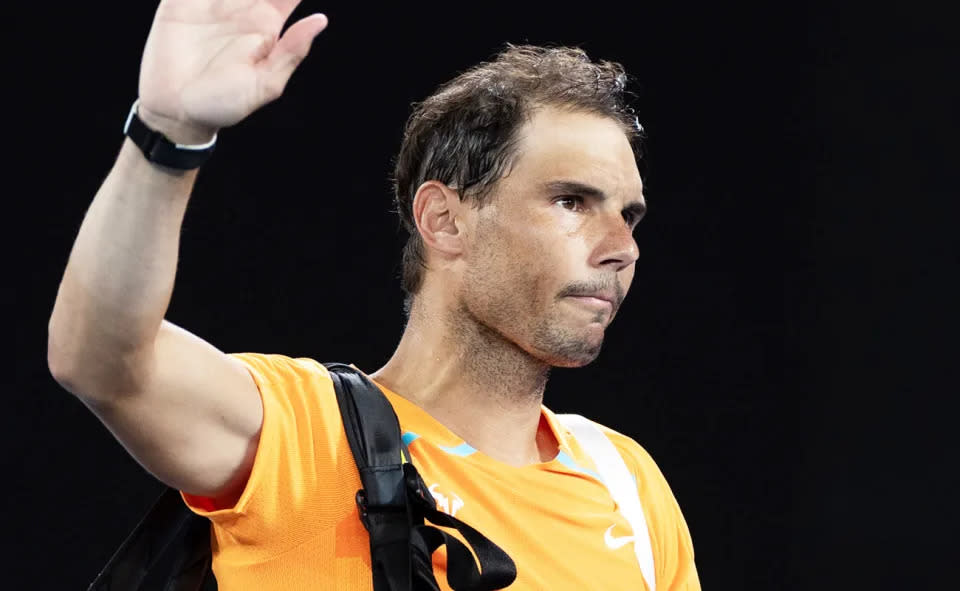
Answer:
[{"left": 10, "top": 1, "right": 956, "bottom": 589}]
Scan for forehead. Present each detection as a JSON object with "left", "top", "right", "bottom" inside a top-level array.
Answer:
[{"left": 507, "top": 107, "right": 644, "bottom": 194}]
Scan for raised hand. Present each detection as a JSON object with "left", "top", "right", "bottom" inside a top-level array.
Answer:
[{"left": 136, "top": 0, "right": 328, "bottom": 142}]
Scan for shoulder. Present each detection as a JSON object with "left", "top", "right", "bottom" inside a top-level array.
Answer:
[
  {"left": 563, "top": 416, "right": 700, "bottom": 586},
  {"left": 593, "top": 421, "right": 660, "bottom": 476},
  {"left": 226, "top": 353, "right": 338, "bottom": 421},
  {"left": 558, "top": 413, "right": 662, "bottom": 480},
  {"left": 226, "top": 352, "right": 342, "bottom": 393},
  {"left": 229, "top": 352, "right": 331, "bottom": 380},
  {"left": 566, "top": 415, "right": 684, "bottom": 501}
]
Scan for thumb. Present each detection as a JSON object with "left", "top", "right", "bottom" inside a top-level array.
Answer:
[{"left": 260, "top": 13, "right": 329, "bottom": 100}]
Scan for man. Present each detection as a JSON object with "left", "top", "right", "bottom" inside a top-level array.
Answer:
[{"left": 47, "top": 0, "right": 699, "bottom": 589}]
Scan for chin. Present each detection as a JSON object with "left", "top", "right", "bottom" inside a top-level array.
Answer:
[
  {"left": 527, "top": 314, "right": 606, "bottom": 367},
  {"left": 549, "top": 354, "right": 600, "bottom": 369},
  {"left": 538, "top": 337, "right": 604, "bottom": 368}
]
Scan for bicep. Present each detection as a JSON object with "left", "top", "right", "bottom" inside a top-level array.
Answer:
[{"left": 84, "top": 320, "right": 264, "bottom": 500}]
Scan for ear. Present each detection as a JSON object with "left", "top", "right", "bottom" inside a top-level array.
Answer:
[{"left": 412, "top": 180, "right": 466, "bottom": 258}]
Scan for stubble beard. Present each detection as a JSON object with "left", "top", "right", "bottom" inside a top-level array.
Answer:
[
  {"left": 458, "top": 276, "right": 606, "bottom": 372},
  {"left": 457, "top": 219, "right": 606, "bottom": 375},
  {"left": 529, "top": 303, "right": 605, "bottom": 367}
]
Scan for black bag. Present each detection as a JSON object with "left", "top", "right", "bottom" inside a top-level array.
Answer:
[{"left": 88, "top": 362, "right": 517, "bottom": 591}]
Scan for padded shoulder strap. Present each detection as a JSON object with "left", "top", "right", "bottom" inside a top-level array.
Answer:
[
  {"left": 325, "top": 363, "right": 516, "bottom": 591},
  {"left": 556, "top": 414, "right": 656, "bottom": 591},
  {"left": 325, "top": 363, "right": 414, "bottom": 591}
]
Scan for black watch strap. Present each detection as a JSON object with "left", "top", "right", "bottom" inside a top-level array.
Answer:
[{"left": 123, "top": 100, "right": 217, "bottom": 170}]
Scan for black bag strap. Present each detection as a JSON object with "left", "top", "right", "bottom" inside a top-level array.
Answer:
[
  {"left": 325, "top": 363, "right": 517, "bottom": 591},
  {"left": 87, "top": 485, "right": 211, "bottom": 591},
  {"left": 328, "top": 362, "right": 416, "bottom": 591},
  {"left": 409, "top": 494, "right": 518, "bottom": 591}
]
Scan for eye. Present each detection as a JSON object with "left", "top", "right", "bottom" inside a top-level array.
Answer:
[
  {"left": 623, "top": 205, "right": 646, "bottom": 230},
  {"left": 555, "top": 195, "right": 585, "bottom": 211}
]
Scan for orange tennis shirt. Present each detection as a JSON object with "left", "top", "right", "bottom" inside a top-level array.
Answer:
[{"left": 180, "top": 353, "right": 700, "bottom": 590}]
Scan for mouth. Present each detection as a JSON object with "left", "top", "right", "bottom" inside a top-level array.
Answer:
[{"left": 565, "top": 295, "right": 614, "bottom": 313}]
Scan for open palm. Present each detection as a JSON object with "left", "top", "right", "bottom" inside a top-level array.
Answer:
[{"left": 138, "top": 0, "right": 328, "bottom": 130}]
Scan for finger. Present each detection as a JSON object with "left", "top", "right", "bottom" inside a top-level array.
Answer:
[
  {"left": 259, "top": 13, "right": 328, "bottom": 98},
  {"left": 275, "top": 12, "right": 328, "bottom": 58}
]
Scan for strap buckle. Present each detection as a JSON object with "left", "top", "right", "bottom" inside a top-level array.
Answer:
[
  {"left": 355, "top": 488, "right": 409, "bottom": 533},
  {"left": 356, "top": 489, "right": 371, "bottom": 530}
]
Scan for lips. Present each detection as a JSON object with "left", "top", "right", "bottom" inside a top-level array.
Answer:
[
  {"left": 567, "top": 290, "right": 617, "bottom": 307},
  {"left": 566, "top": 295, "right": 614, "bottom": 312},
  {"left": 560, "top": 284, "right": 621, "bottom": 316}
]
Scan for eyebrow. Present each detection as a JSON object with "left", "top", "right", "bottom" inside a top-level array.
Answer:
[{"left": 542, "top": 180, "right": 647, "bottom": 220}]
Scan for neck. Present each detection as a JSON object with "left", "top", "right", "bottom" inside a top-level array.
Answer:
[{"left": 370, "top": 297, "right": 558, "bottom": 466}]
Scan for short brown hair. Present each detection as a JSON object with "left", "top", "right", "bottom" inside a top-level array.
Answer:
[{"left": 392, "top": 44, "right": 644, "bottom": 304}]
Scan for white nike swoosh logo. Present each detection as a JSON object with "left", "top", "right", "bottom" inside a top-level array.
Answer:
[{"left": 604, "top": 524, "right": 635, "bottom": 550}]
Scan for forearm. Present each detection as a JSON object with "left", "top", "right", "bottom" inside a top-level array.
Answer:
[
  {"left": 47, "top": 137, "right": 199, "bottom": 397},
  {"left": 47, "top": 1, "right": 327, "bottom": 398}
]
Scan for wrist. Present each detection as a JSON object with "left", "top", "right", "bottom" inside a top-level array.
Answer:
[{"left": 135, "top": 104, "right": 218, "bottom": 146}]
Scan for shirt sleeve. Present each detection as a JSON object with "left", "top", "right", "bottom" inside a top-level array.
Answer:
[
  {"left": 179, "top": 353, "right": 359, "bottom": 553},
  {"left": 603, "top": 426, "right": 702, "bottom": 591}
]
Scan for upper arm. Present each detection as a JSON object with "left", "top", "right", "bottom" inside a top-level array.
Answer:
[{"left": 80, "top": 320, "right": 264, "bottom": 503}]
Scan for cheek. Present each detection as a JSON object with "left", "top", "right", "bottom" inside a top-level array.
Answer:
[
  {"left": 470, "top": 226, "right": 550, "bottom": 311},
  {"left": 622, "top": 264, "right": 636, "bottom": 288},
  {"left": 498, "top": 223, "right": 557, "bottom": 283},
  {"left": 471, "top": 206, "right": 577, "bottom": 307}
]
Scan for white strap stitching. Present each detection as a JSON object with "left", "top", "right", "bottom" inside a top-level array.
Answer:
[{"left": 557, "top": 414, "right": 656, "bottom": 591}]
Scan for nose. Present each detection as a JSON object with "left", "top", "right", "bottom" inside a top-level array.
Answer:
[{"left": 590, "top": 213, "right": 639, "bottom": 272}]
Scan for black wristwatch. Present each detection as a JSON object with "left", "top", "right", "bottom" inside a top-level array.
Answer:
[{"left": 123, "top": 99, "right": 217, "bottom": 170}]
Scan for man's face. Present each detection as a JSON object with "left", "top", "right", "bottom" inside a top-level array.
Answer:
[{"left": 457, "top": 107, "right": 645, "bottom": 367}]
